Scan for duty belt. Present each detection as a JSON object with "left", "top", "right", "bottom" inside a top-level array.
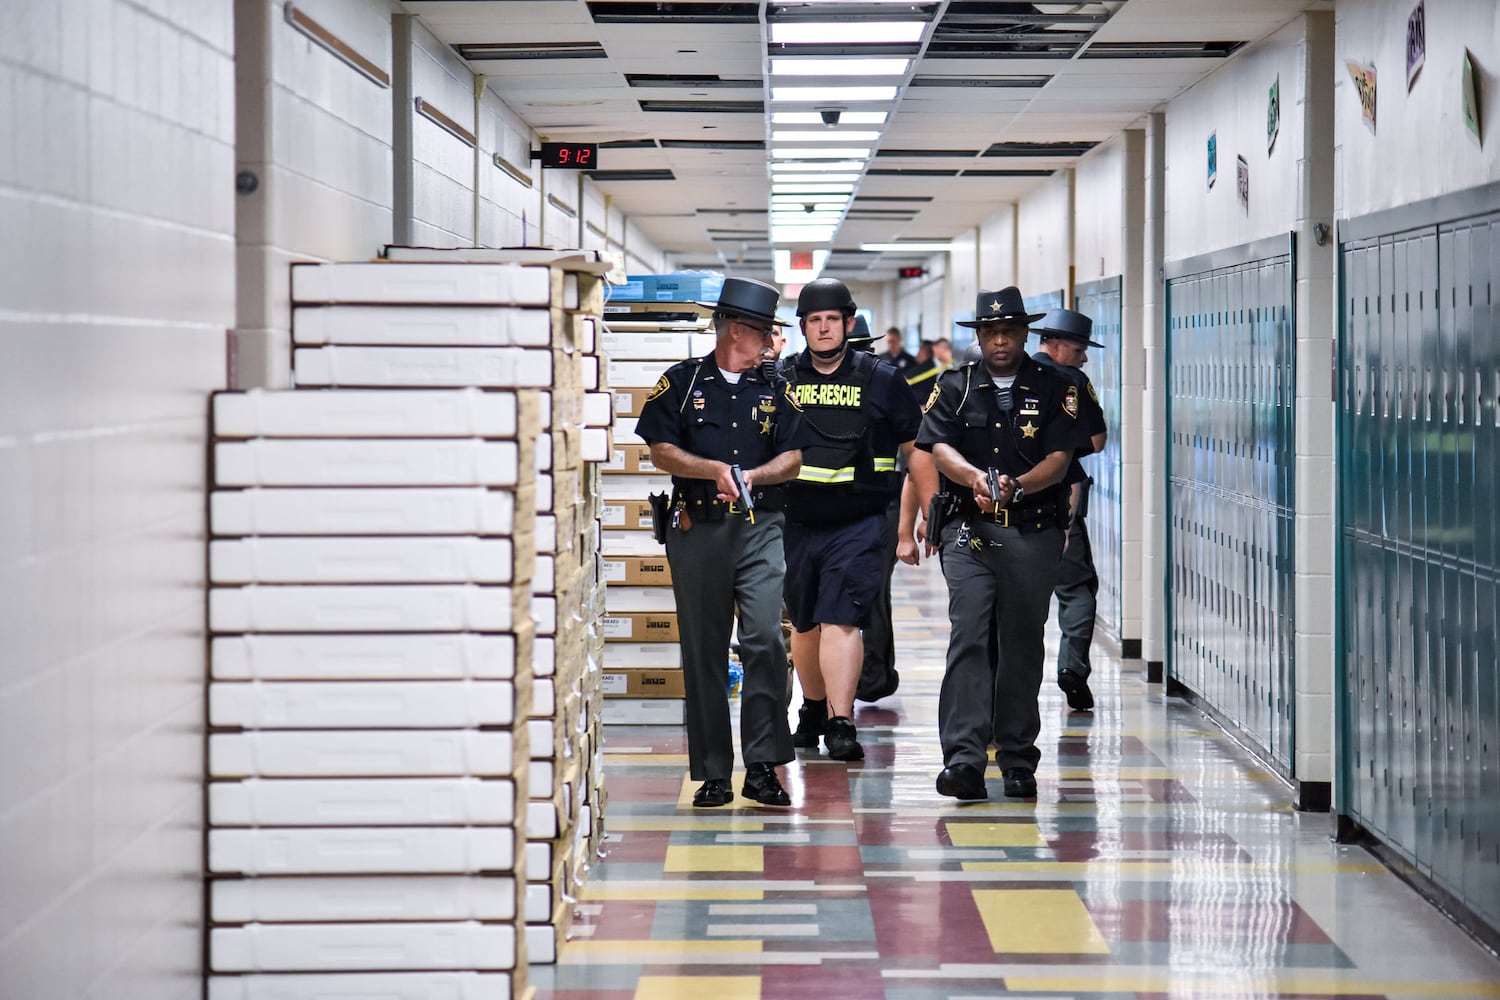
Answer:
[{"left": 961, "top": 500, "right": 1061, "bottom": 531}]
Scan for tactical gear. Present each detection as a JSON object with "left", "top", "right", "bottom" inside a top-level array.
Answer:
[{"left": 796, "top": 277, "right": 856, "bottom": 318}]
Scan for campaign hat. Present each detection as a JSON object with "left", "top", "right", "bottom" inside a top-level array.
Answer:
[
  {"left": 702, "top": 276, "right": 789, "bottom": 327},
  {"left": 1034, "top": 308, "right": 1103, "bottom": 347},
  {"left": 955, "top": 287, "right": 1047, "bottom": 329}
]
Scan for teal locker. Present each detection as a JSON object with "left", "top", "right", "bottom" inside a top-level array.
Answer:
[
  {"left": 1074, "top": 277, "right": 1124, "bottom": 643},
  {"left": 1338, "top": 199, "right": 1500, "bottom": 940}
]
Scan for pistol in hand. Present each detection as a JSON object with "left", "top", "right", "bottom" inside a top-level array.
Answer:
[{"left": 729, "top": 464, "right": 756, "bottom": 523}]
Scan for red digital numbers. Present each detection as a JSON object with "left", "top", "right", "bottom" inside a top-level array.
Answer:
[{"left": 540, "top": 143, "right": 599, "bottom": 169}]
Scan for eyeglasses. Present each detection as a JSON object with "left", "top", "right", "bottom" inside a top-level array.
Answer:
[{"left": 737, "top": 319, "right": 775, "bottom": 338}]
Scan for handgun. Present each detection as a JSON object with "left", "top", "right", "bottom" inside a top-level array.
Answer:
[
  {"left": 986, "top": 467, "right": 1003, "bottom": 512},
  {"left": 729, "top": 464, "right": 756, "bottom": 523}
]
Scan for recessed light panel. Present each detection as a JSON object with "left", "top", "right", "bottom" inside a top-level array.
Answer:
[
  {"left": 772, "top": 111, "right": 888, "bottom": 125},
  {"left": 772, "top": 86, "right": 897, "bottom": 102},
  {"left": 770, "top": 23, "right": 926, "bottom": 45},
  {"left": 770, "top": 58, "right": 909, "bottom": 76}
]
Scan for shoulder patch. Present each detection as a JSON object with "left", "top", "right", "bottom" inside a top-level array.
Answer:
[
  {"left": 782, "top": 382, "right": 804, "bottom": 412},
  {"left": 1087, "top": 380, "right": 1098, "bottom": 404},
  {"left": 922, "top": 382, "right": 942, "bottom": 414},
  {"left": 1063, "top": 385, "right": 1080, "bottom": 419},
  {"left": 645, "top": 374, "right": 672, "bottom": 402}
]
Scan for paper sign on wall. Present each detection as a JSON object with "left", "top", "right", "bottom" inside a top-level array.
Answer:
[
  {"left": 1267, "top": 76, "right": 1281, "bottom": 154},
  {"left": 1406, "top": 1, "right": 1426, "bottom": 91},
  {"left": 1462, "top": 50, "right": 1483, "bottom": 143},
  {"left": 1347, "top": 60, "right": 1377, "bottom": 134},
  {"left": 1207, "top": 131, "right": 1218, "bottom": 188},
  {"left": 1236, "top": 155, "right": 1249, "bottom": 214}
]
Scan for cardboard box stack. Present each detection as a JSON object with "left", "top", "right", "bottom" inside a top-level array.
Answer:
[
  {"left": 205, "top": 252, "right": 609, "bottom": 1000},
  {"left": 597, "top": 297, "right": 717, "bottom": 725}
]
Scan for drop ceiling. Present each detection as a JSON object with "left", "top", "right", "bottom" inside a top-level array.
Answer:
[{"left": 405, "top": 0, "right": 1324, "bottom": 279}]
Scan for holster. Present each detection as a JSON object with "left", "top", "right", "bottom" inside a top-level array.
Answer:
[
  {"left": 927, "top": 491, "right": 955, "bottom": 541},
  {"left": 647, "top": 490, "right": 670, "bottom": 544}
]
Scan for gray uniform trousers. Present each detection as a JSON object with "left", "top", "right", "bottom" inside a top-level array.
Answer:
[
  {"left": 858, "top": 497, "right": 901, "bottom": 696},
  {"left": 666, "top": 511, "right": 795, "bottom": 781},
  {"left": 1053, "top": 512, "right": 1099, "bottom": 681},
  {"left": 937, "top": 520, "right": 1064, "bottom": 773}
]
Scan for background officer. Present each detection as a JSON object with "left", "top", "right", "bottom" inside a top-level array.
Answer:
[
  {"left": 636, "top": 276, "right": 810, "bottom": 808},
  {"left": 1032, "top": 308, "right": 1108, "bottom": 712},
  {"left": 881, "top": 326, "right": 916, "bottom": 374},
  {"left": 916, "top": 287, "right": 1085, "bottom": 800},
  {"left": 783, "top": 279, "right": 923, "bottom": 761}
]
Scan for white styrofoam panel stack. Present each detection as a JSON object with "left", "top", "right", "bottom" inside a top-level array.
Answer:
[{"left": 207, "top": 382, "right": 538, "bottom": 995}]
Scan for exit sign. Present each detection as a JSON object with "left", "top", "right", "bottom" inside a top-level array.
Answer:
[{"left": 899, "top": 266, "right": 925, "bottom": 278}]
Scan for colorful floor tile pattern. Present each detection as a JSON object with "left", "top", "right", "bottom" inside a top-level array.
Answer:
[{"left": 533, "top": 558, "right": 1500, "bottom": 999}]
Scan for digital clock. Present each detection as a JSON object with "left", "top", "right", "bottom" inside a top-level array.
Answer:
[{"left": 539, "top": 142, "right": 599, "bottom": 169}]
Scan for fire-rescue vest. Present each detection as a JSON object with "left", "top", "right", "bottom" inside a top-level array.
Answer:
[{"left": 780, "top": 350, "right": 900, "bottom": 505}]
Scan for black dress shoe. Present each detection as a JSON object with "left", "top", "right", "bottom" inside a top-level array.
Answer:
[
  {"left": 1058, "top": 668, "right": 1094, "bottom": 712},
  {"left": 935, "top": 762, "right": 988, "bottom": 800},
  {"left": 741, "top": 763, "right": 791, "bottom": 806},
  {"left": 1002, "top": 767, "right": 1037, "bottom": 798},
  {"left": 693, "top": 779, "right": 734, "bottom": 807}
]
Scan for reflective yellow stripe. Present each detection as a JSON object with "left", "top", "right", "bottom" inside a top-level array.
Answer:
[
  {"left": 872, "top": 458, "right": 896, "bottom": 472},
  {"left": 906, "top": 366, "right": 939, "bottom": 386},
  {"left": 797, "top": 465, "right": 856, "bottom": 484}
]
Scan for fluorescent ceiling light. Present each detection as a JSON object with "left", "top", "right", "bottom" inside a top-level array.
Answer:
[
  {"left": 773, "top": 111, "right": 888, "bottom": 126},
  {"left": 772, "top": 130, "right": 882, "bottom": 143},
  {"left": 770, "top": 58, "right": 909, "bottom": 77},
  {"left": 772, "top": 86, "right": 898, "bottom": 103},
  {"left": 771, "top": 161, "right": 867, "bottom": 173},
  {"left": 771, "top": 174, "right": 861, "bottom": 185},
  {"left": 772, "top": 228, "right": 837, "bottom": 245},
  {"left": 771, "top": 22, "right": 926, "bottom": 45},
  {"left": 859, "top": 242, "right": 955, "bottom": 252},
  {"left": 773, "top": 183, "right": 856, "bottom": 194},
  {"left": 773, "top": 147, "right": 871, "bottom": 159},
  {"left": 772, "top": 197, "right": 849, "bottom": 207}
]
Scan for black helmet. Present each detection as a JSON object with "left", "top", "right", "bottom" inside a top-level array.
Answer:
[{"left": 796, "top": 278, "right": 856, "bottom": 318}]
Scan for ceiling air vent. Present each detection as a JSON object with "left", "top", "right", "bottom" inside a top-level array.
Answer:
[
  {"left": 926, "top": 1, "right": 1115, "bottom": 59},
  {"left": 909, "top": 75, "right": 1051, "bottom": 88},
  {"left": 962, "top": 168, "right": 1054, "bottom": 177},
  {"left": 875, "top": 148, "right": 980, "bottom": 158},
  {"left": 854, "top": 195, "right": 934, "bottom": 203},
  {"left": 846, "top": 212, "right": 918, "bottom": 221},
  {"left": 1081, "top": 41, "right": 1246, "bottom": 59},
  {"left": 588, "top": 2, "right": 759, "bottom": 24},
  {"left": 626, "top": 74, "right": 762, "bottom": 88},
  {"left": 456, "top": 41, "right": 606, "bottom": 60},
  {"left": 982, "top": 141, "right": 1097, "bottom": 157},
  {"left": 696, "top": 208, "right": 769, "bottom": 215},
  {"left": 600, "top": 139, "right": 659, "bottom": 149},
  {"left": 588, "top": 169, "right": 677, "bottom": 181},
  {"left": 660, "top": 139, "right": 766, "bottom": 150},
  {"left": 641, "top": 100, "right": 765, "bottom": 114},
  {"left": 865, "top": 168, "right": 960, "bottom": 177}
]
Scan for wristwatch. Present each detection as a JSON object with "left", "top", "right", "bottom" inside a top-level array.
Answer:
[{"left": 1008, "top": 481, "right": 1025, "bottom": 506}]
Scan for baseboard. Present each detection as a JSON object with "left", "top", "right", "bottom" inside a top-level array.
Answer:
[
  {"left": 1146, "top": 660, "right": 1164, "bottom": 683},
  {"left": 1121, "top": 637, "right": 1141, "bottom": 659},
  {"left": 1293, "top": 779, "right": 1331, "bottom": 813}
]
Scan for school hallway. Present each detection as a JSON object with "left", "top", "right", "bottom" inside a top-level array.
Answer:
[{"left": 534, "top": 555, "right": 1500, "bottom": 1000}]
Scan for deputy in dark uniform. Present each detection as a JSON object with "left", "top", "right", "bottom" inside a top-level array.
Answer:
[
  {"left": 917, "top": 287, "right": 1085, "bottom": 800},
  {"left": 1031, "top": 308, "right": 1108, "bottom": 712},
  {"left": 636, "top": 277, "right": 811, "bottom": 808},
  {"left": 783, "top": 279, "right": 923, "bottom": 761}
]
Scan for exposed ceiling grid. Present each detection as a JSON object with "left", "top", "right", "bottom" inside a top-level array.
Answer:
[{"left": 405, "top": 0, "right": 1322, "bottom": 279}]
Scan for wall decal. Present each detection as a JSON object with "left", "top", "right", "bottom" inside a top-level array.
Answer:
[
  {"left": 1406, "top": 1, "right": 1426, "bottom": 90},
  {"left": 1347, "top": 60, "right": 1378, "bottom": 133}
]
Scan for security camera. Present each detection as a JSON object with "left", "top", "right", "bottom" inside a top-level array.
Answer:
[
  {"left": 804, "top": 203, "right": 816, "bottom": 214},
  {"left": 818, "top": 107, "right": 842, "bottom": 126}
]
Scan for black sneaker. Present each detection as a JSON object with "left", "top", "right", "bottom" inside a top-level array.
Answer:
[
  {"left": 1058, "top": 668, "right": 1094, "bottom": 712},
  {"left": 742, "top": 763, "right": 791, "bottom": 806},
  {"left": 792, "top": 698, "right": 826, "bottom": 749},
  {"left": 824, "top": 716, "right": 864, "bottom": 761},
  {"left": 936, "top": 762, "right": 988, "bottom": 800},
  {"left": 693, "top": 779, "right": 734, "bottom": 808},
  {"left": 1002, "top": 767, "right": 1037, "bottom": 798}
]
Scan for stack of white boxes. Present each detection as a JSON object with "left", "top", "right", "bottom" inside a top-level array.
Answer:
[
  {"left": 377, "top": 248, "right": 614, "bottom": 966},
  {"left": 206, "top": 254, "right": 610, "bottom": 999},
  {"left": 597, "top": 302, "right": 716, "bottom": 725}
]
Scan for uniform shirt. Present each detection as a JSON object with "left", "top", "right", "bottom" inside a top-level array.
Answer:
[
  {"left": 783, "top": 349, "right": 923, "bottom": 524},
  {"left": 882, "top": 349, "right": 916, "bottom": 374},
  {"left": 904, "top": 357, "right": 941, "bottom": 390},
  {"left": 1032, "top": 350, "right": 1106, "bottom": 487},
  {"left": 915, "top": 357, "right": 1085, "bottom": 510},
  {"left": 635, "top": 353, "right": 810, "bottom": 475}
]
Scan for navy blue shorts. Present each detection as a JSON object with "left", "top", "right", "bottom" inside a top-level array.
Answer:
[{"left": 783, "top": 513, "right": 888, "bottom": 632}]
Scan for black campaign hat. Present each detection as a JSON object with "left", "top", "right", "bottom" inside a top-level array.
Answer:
[
  {"left": 701, "top": 276, "right": 789, "bottom": 327},
  {"left": 955, "top": 287, "right": 1047, "bottom": 329},
  {"left": 1034, "top": 308, "right": 1103, "bottom": 348}
]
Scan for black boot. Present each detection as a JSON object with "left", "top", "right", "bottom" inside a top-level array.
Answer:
[{"left": 792, "top": 698, "right": 826, "bottom": 749}]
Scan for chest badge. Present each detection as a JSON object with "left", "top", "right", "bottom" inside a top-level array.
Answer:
[
  {"left": 1020, "top": 420, "right": 1039, "bottom": 439},
  {"left": 760, "top": 415, "right": 773, "bottom": 435},
  {"left": 1020, "top": 395, "right": 1041, "bottom": 416},
  {"left": 692, "top": 390, "right": 706, "bottom": 411},
  {"left": 758, "top": 394, "right": 776, "bottom": 414}
]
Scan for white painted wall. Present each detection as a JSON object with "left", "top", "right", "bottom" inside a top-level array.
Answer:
[
  {"left": 1164, "top": 18, "right": 1307, "bottom": 261},
  {"left": 236, "top": 0, "right": 396, "bottom": 388},
  {"left": 1336, "top": 0, "right": 1500, "bottom": 220},
  {"left": 1016, "top": 169, "right": 1073, "bottom": 301},
  {"left": 411, "top": 18, "right": 480, "bottom": 247},
  {"left": 0, "top": 3, "right": 235, "bottom": 997},
  {"left": 1074, "top": 136, "right": 1128, "bottom": 283}
]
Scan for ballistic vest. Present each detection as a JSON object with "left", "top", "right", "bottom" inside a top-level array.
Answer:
[{"left": 781, "top": 351, "right": 900, "bottom": 516}]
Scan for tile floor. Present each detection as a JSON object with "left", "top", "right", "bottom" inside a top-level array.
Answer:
[{"left": 533, "top": 556, "right": 1500, "bottom": 999}]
